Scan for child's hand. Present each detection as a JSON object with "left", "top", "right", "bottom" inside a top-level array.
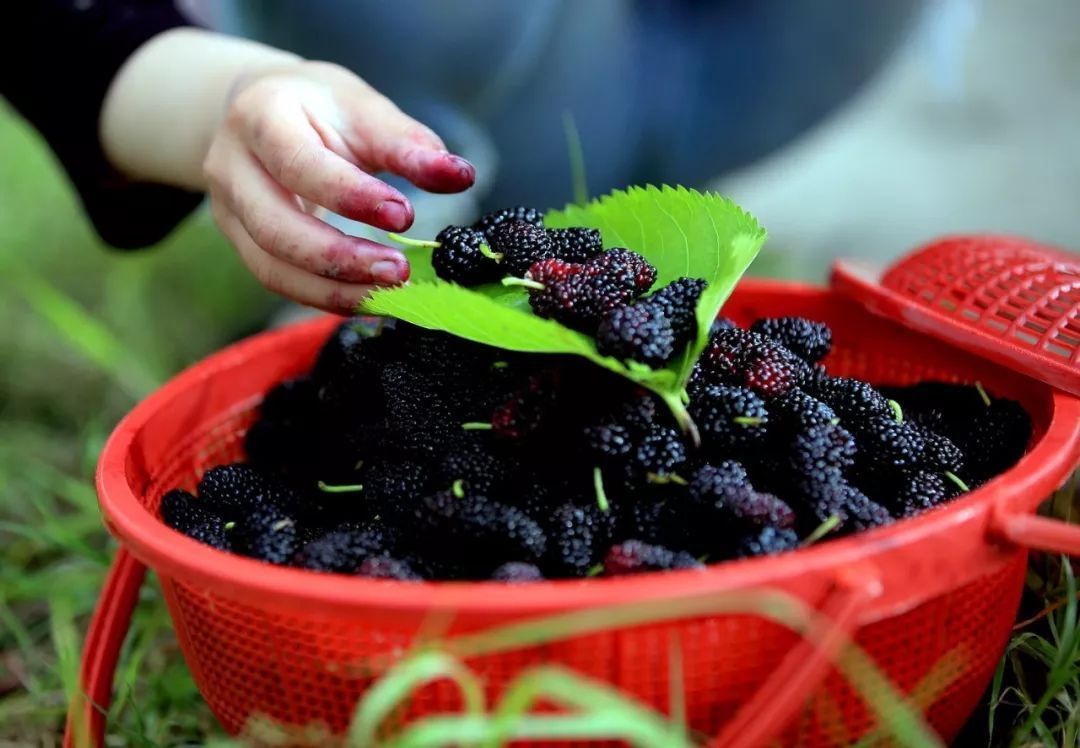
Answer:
[{"left": 203, "top": 61, "right": 475, "bottom": 312}]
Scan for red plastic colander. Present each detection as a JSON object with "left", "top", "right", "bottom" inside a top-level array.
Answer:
[{"left": 65, "top": 237, "right": 1080, "bottom": 747}]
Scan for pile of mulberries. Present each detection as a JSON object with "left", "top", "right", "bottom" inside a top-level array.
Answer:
[
  {"left": 161, "top": 207, "right": 1033, "bottom": 581},
  {"left": 430, "top": 207, "right": 704, "bottom": 368}
]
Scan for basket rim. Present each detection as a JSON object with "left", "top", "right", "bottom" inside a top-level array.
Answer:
[{"left": 96, "top": 280, "right": 1080, "bottom": 618}]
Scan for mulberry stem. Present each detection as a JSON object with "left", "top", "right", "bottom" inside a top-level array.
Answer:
[
  {"left": 944, "top": 471, "right": 970, "bottom": 492},
  {"left": 888, "top": 399, "right": 904, "bottom": 423},
  {"left": 386, "top": 232, "right": 439, "bottom": 249},
  {"left": 647, "top": 472, "right": 687, "bottom": 486},
  {"left": 478, "top": 242, "right": 504, "bottom": 262},
  {"left": 802, "top": 515, "right": 842, "bottom": 546},
  {"left": 317, "top": 481, "right": 363, "bottom": 494},
  {"left": 501, "top": 277, "right": 545, "bottom": 291},
  {"left": 593, "top": 466, "right": 610, "bottom": 513},
  {"left": 659, "top": 390, "right": 701, "bottom": 447}
]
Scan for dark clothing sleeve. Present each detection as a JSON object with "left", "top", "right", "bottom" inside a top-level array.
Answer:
[{"left": 1, "top": 1, "right": 204, "bottom": 249}]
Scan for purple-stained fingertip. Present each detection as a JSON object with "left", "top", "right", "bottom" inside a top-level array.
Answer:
[
  {"left": 375, "top": 199, "right": 413, "bottom": 232},
  {"left": 449, "top": 155, "right": 476, "bottom": 183},
  {"left": 371, "top": 258, "right": 408, "bottom": 284}
]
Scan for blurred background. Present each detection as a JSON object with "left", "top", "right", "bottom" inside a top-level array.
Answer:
[
  {"left": 2, "top": 0, "right": 1078, "bottom": 742},
  {"left": 191, "top": 0, "right": 1080, "bottom": 278}
]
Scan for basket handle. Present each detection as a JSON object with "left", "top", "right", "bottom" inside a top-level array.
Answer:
[
  {"left": 63, "top": 548, "right": 147, "bottom": 748},
  {"left": 992, "top": 506, "right": 1080, "bottom": 556},
  {"left": 711, "top": 565, "right": 881, "bottom": 748}
]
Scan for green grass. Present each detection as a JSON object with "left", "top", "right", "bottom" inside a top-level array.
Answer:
[
  {"left": 1, "top": 99, "right": 1079, "bottom": 746},
  {"left": 0, "top": 101, "right": 268, "bottom": 745},
  {"left": 988, "top": 548, "right": 1080, "bottom": 746}
]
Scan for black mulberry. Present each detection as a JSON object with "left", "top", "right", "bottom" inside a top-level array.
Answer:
[
  {"left": 421, "top": 491, "right": 548, "bottom": 570},
  {"left": 854, "top": 416, "right": 927, "bottom": 471},
  {"left": 770, "top": 389, "right": 838, "bottom": 433},
  {"left": 736, "top": 526, "right": 800, "bottom": 558},
  {"left": 699, "top": 328, "right": 808, "bottom": 397},
  {"left": 690, "top": 384, "right": 769, "bottom": 454},
  {"left": 359, "top": 555, "right": 422, "bottom": 580},
  {"left": 546, "top": 504, "right": 607, "bottom": 576},
  {"left": 603, "top": 540, "right": 702, "bottom": 575},
  {"left": 595, "top": 303, "right": 676, "bottom": 367},
  {"left": 812, "top": 378, "right": 892, "bottom": 423},
  {"left": 492, "top": 370, "right": 560, "bottom": 440},
  {"left": 527, "top": 270, "right": 635, "bottom": 332},
  {"left": 232, "top": 505, "right": 300, "bottom": 564},
  {"left": 488, "top": 220, "right": 556, "bottom": 276},
  {"left": 585, "top": 248, "right": 657, "bottom": 295},
  {"left": 437, "top": 434, "right": 509, "bottom": 496},
  {"left": 492, "top": 562, "right": 545, "bottom": 582},
  {"left": 632, "top": 425, "right": 687, "bottom": 481},
  {"left": 474, "top": 205, "right": 545, "bottom": 234},
  {"left": 893, "top": 471, "right": 954, "bottom": 517},
  {"left": 750, "top": 317, "right": 833, "bottom": 363},
  {"left": 647, "top": 278, "right": 707, "bottom": 345},
  {"left": 963, "top": 399, "right": 1031, "bottom": 482},
  {"left": 295, "top": 526, "right": 387, "bottom": 573},
  {"left": 197, "top": 465, "right": 299, "bottom": 516},
  {"left": 432, "top": 225, "right": 501, "bottom": 285},
  {"left": 549, "top": 227, "right": 603, "bottom": 263}
]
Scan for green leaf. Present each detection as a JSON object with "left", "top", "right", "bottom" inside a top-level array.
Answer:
[
  {"left": 402, "top": 246, "right": 438, "bottom": 283},
  {"left": 360, "top": 281, "right": 678, "bottom": 395},
  {"left": 363, "top": 185, "right": 765, "bottom": 431}
]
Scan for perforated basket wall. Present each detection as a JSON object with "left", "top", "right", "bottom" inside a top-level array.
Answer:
[
  {"left": 98, "top": 281, "right": 1078, "bottom": 747},
  {"left": 835, "top": 235, "right": 1080, "bottom": 397}
]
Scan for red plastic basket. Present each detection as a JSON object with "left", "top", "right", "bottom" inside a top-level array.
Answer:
[{"left": 67, "top": 239, "right": 1080, "bottom": 747}]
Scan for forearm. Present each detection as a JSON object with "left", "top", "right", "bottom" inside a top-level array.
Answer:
[{"left": 101, "top": 28, "right": 300, "bottom": 192}]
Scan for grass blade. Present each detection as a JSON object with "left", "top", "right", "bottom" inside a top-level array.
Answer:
[
  {"left": 667, "top": 631, "right": 688, "bottom": 743},
  {"left": 479, "top": 666, "right": 693, "bottom": 748},
  {"left": 561, "top": 111, "right": 589, "bottom": 206},
  {"left": 9, "top": 266, "right": 161, "bottom": 397},
  {"left": 351, "top": 588, "right": 941, "bottom": 747},
  {"left": 348, "top": 651, "right": 484, "bottom": 747},
  {"left": 390, "top": 712, "right": 684, "bottom": 748},
  {"left": 1054, "top": 558, "right": 1077, "bottom": 671},
  {"left": 989, "top": 648, "right": 1009, "bottom": 743}
]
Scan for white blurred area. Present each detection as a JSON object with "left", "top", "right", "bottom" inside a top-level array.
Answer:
[{"left": 716, "top": 0, "right": 1080, "bottom": 279}]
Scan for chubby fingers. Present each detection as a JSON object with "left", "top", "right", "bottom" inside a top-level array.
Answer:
[
  {"left": 211, "top": 200, "right": 391, "bottom": 314},
  {"left": 343, "top": 88, "right": 477, "bottom": 194},
  {"left": 205, "top": 132, "right": 409, "bottom": 287},
  {"left": 233, "top": 84, "right": 415, "bottom": 230}
]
